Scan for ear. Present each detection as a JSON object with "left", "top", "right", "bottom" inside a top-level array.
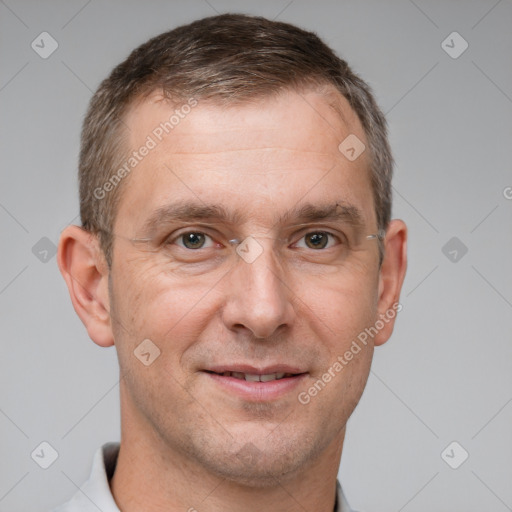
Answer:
[
  {"left": 57, "top": 225, "right": 114, "bottom": 347},
  {"left": 373, "top": 219, "right": 407, "bottom": 347}
]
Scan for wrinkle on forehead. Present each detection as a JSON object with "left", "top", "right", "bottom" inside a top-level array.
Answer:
[
  {"left": 124, "top": 87, "right": 366, "bottom": 155},
  {"left": 154, "top": 149, "right": 339, "bottom": 176}
]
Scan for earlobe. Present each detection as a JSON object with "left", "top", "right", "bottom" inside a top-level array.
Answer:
[
  {"left": 373, "top": 219, "right": 408, "bottom": 347},
  {"left": 57, "top": 225, "right": 114, "bottom": 347}
]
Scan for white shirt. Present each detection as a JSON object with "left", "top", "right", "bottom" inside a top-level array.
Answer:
[{"left": 52, "top": 442, "right": 358, "bottom": 512}]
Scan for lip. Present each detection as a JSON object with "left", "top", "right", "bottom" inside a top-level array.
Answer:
[
  {"left": 205, "top": 364, "right": 305, "bottom": 375},
  {"left": 202, "top": 365, "right": 308, "bottom": 402}
]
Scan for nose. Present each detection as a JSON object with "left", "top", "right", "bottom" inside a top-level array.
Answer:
[{"left": 221, "top": 239, "right": 295, "bottom": 339}]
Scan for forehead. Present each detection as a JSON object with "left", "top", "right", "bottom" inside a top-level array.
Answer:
[
  {"left": 125, "top": 87, "right": 364, "bottom": 154},
  {"left": 115, "top": 88, "right": 374, "bottom": 234}
]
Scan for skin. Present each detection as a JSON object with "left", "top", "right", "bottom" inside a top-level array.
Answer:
[{"left": 58, "top": 87, "right": 407, "bottom": 512}]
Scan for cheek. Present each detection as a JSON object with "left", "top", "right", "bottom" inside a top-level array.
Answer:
[
  {"left": 109, "top": 263, "right": 216, "bottom": 414},
  {"left": 295, "top": 265, "right": 379, "bottom": 342},
  {"left": 110, "top": 255, "right": 221, "bottom": 362}
]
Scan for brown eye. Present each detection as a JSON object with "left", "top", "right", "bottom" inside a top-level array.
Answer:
[
  {"left": 303, "top": 232, "right": 331, "bottom": 249},
  {"left": 179, "top": 232, "right": 209, "bottom": 249}
]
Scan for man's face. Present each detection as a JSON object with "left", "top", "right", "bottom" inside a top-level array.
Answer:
[{"left": 108, "top": 88, "right": 383, "bottom": 484}]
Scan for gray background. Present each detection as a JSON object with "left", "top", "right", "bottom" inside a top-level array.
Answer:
[{"left": 1, "top": 0, "right": 511, "bottom": 511}]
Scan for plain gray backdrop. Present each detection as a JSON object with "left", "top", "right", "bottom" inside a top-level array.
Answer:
[{"left": 1, "top": 1, "right": 511, "bottom": 511}]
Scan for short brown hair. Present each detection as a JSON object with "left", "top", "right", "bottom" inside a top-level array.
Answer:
[{"left": 79, "top": 13, "right": 393, "bottom": 267}]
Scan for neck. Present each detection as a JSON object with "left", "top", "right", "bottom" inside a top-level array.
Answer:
[{"left": 110, "top": 389, "right": 345, "bottom": 512}]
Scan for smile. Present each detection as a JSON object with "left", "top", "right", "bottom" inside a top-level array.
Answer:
[
  {"left": 203, "top": 368, "right": 308, "bottom": 401},
  {"left": 206, "top": 370, "right": 296, "bottom": 382}
]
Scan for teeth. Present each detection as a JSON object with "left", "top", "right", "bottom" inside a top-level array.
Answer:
[
  {"left": 244, "top": 373, "right": 261, "bottom": 382},
  {"left": 216, "top": 371, "right": 295, "bottom": 381}
]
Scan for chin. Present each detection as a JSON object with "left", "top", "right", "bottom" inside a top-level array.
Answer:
[
  {"left": 204, "top": 451, "right": 303, "bottom": 487},
  {"left": 188, "top": 429, "right": 321, "bottom": 487}
]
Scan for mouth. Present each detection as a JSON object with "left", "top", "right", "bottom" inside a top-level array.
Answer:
[
  {"left": 202, "top": 365, "right": 308, "bottom": 401},
  {"left": 204, "top": 370, "right": 298, "bottom": 382}
]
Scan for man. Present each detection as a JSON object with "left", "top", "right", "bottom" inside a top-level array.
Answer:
[{"left": 56, "top": 13, "right": 407, "bottom": 512}]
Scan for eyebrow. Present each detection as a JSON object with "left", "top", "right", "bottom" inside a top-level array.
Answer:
[{"left": 137, "top": 199, "right": 365, "bottom": 237}]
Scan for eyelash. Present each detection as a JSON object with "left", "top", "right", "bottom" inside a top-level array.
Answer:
[{"left": 168, "top": 230, "right": 344, "bottom": 251}]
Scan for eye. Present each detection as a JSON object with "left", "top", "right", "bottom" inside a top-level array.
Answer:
[
  {"left": 174, "top": 232, "right": 215, "bottom": 250},
  {"left": 294, "top": 231, "right": 339, "bottom": 250}
]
